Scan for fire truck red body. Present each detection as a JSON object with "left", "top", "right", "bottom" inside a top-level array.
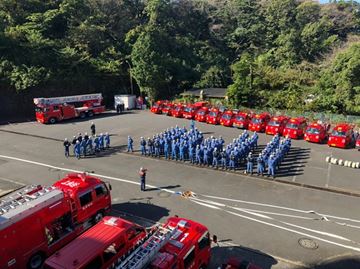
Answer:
[
  {"left": 265, "top": 116, "right": 289, "bottom": 136},
  {"left": 195, "top": 107, "right": 210, "bottom": 122},
  {"left": 162, "top": 103, "right": 174, "bottom": 116},
  {"left": 233, "top": 112, "right": 252, "bottom": 129},
  {"left": 44, "top": 216, "right": 146, "bottom": 269},
  {"left": 248, "top": 113, "right": 271, "bottom": 132},
  {"left": 206, "top": 108, "right": 222, "bottom": 125},
  {"left": 172, "top": 104, "right": 185, "bottom": 118},
  {"left": 34, "top": 94, "right": 105, "bottom": 124},
  {"left": 43, "top": 216, "right": 211, "bottom": 269},
  {"left": 219, "top": 110, "right": 236, "bottom": 127},
  {"left": 356, "top": 135, "right": 360, "bottom": 149},
  {"left": 0, "top": 173, "right": 111, "bottom": 269},
  {"left": 151, "top": 101, "right": 167, "bottom": 114},
  {"left": 304, "top": 122, "right": 329, "bottom": 143},
  {"left": 328, "top": 123, "right": 356, "bottom": 148},
  {"left": 283, "top": 117, "right": 307, "bottom": 139},
  {"left": 183, "top": 102, "right": 208, "bottom": 120}
]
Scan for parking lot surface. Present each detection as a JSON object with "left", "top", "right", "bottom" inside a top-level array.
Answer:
[{"left": 1, "top": 110, "right": 360, "bottom": 268}]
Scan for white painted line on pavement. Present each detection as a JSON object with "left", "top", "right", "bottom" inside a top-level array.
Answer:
[
  {"left": 0, "top": 176, "right": 26, "bottom": 186},
  {"left": 326, "top": 159, "right": 332, "bottom": 188}
]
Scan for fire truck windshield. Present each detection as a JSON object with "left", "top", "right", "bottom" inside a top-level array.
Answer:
[
  {"left": 175, "top": 107, "right": 181, "bottom": 111},
  {"left": 268, "top": 120, "right": 280, "bottom": 126},
  {"left": 209, "top": 111, "right": 217, "bottom": 117},
  {"left": 307, "top": 127, "right": 320, "bottom": 134},
  {"left": 198, "top": 110, "right": 205, "bottom": 115},
  {"left": 236, "top": 115, "right": 245, "bottom": 121},
  {"left": 286, "top": 123, "right": 298, "bottom": 129},
  {"left": 222, "top": 114, "right": 231, "bottom": 120},
  {"left": 184, "top": 107, "right": 192, "bottom": 112},
  {"left": 252, "top": 118, "right": 262, "bottom": 124},
  {"left": 332, "top": 130, "right": 346, "bottom": 137}
]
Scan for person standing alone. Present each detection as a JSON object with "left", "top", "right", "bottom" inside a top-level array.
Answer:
[{"left": 139, "top": 167, "right": 147, "bottom": 191}]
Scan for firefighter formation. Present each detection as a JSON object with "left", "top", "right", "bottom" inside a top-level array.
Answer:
[
  {"left": 151, "top": 101, "right": 360, "bottom": 150},
  {"left": 135, "top": 125, "right": 291, "bottom": 178}
]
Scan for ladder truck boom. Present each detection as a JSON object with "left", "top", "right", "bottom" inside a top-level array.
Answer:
[{"left": 34, "top": 93, "right": 103, "bottom": 106}]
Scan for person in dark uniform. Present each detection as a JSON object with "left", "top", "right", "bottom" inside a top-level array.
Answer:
[
  {"left": 90, "top": 122, "right": 96, "bottom": 136},
  {"left": 77, "top": 133, "right": 83, "bottom": 143},
  {"left": 63, "top": 138, "right": 71, "bottom": 158},
  {"left": 71, "top": 136, "right": 77, "bottom": 155},
  {"left": 139, "top": 167, "right": 147, "bottom": 191}
]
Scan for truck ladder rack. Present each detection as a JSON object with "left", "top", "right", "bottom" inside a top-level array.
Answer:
[
  {"left": 113, "top": 225, "right": 179, "bottom": 269},
  {"left": 33, "top": 93, "right": 103, "bottom": 106},
  {"left": 0, "top": 185, "right": 56, "bottom": 215}
]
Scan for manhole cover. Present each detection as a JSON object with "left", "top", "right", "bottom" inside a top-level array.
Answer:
[
  {"left": 157, "top": 190, "right": 172, "bottom": 198},
  {"left": 298, "top": 238, "right": 319, "bottom": 250}
]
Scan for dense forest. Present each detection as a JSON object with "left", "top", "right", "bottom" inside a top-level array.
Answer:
[{"left": 1, "top": 0, "right": 360, "bottom": 117}]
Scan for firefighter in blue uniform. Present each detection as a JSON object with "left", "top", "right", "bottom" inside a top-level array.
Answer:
[
  {"left": 164, "top": 139, "right": 170, "bottom": 159},
  {"left": 105, "top": 132, "right": 110, "bottom": 148},
  {"left": 94, "top": 135, "right": 100, "bottom": 152},
  {"left": 99, "top": 133, "right": 104, "bottom": 150},
  {"left": 87, "top": 135, "right": 93, "bottom": 154},
  {"left": 229, "top": 151, "right": 236, "bottom": 170},
  {"left": 257, "top": 153, "right": 265, "bottom": 176},
  {"left": 245, "top": 152, "right": 254, "bottom": 175},
  {"left": 127, "top": 136, "right": 134, "bottom": 152},
  {"left": 74, "top": 140, "right": 81, "bottom": 159},
  {"left": 195, "top": 145, "right": 202, "bottom": 165},
  {"left": 140, "top": 137, "right": 146, "bottom": 155},
  {"left": 212, "top": 148, "right": 219, "bottom": 169},
  {"left": 267, "top": 154, "right": 276, "bottom": 178},
  {"left": 220, "top": 149, "right": 227, "bottom": 169},
  {"left": 80, "top": 138, "right": 87, "bottom": 157}
]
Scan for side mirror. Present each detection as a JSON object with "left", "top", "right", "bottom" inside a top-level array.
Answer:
[{"left": 108, "top": 183, "right": 112, "bottom": 191}]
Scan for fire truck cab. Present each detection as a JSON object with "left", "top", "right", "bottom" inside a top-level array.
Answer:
[
  {"left": 265, "top": 116, "right": 289, "bottom": 136},
  {"left": 34, "top": 94, "right": 105, "bottom": 124},
  {"left": 206, "top": 108, "right": 222, "bottom": 125},
  {"left": 183, "top": 102, "right": 208, "bottom": 120},
  {"left": 233, "top": 112, "right": 252, "bottom": 129},
  {"left": 328, "top": 123, "right": 356, "bottom": 149},
  {"left": 220, "top": 110, "right": 236, "bottom": 127},
  {"left": 195, "top": 107, "right": 210, "bottom": 122},
  {"left": 44, "top": 217, "right": 146, "bottom": 269},
  {"left": 283, "top": 117, "right": 307, "bottom": 139},
  {"left": 0, "top": 173, "right": 111, "bottom": 269},
  {"left": 162, "top": 103, "right": 174, "bottom": 116},
  {"left": 151, "top": 101, "right": 167, "bottom": 114},
  {"left": 248, "top": 113, "right": 271, "bottom": 132},
  {"left": 172, "top": 104, "right": 185, "bottom": 118},
  {"left": 304, "top": 121, "right": 330, "bottom": 143}
]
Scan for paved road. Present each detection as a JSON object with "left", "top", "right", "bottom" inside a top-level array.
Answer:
[{"left": 1, "top": 110, "right": 360, "bottom": 268}]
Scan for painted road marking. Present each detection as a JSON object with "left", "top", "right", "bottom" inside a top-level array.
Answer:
[{"left": 1, "top": 154, "right": 360, "bottom": 253}]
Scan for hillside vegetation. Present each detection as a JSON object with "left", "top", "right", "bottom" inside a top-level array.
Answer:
[{"left": 1, "top": 0, "right": 360, "bottom": 115}]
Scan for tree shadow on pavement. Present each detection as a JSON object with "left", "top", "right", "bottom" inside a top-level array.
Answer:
[
  {"left": 210, "top": 245, "right": 278, "bottom": 269},
  {"left": 309, "top": 255, "right": 360, "bottom": 269},
  {"left": 111, "top": 201, "right": 170, "bottom": 227}
]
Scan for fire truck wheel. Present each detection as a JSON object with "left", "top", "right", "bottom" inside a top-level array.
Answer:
[
  {"left": 88, "top": 110, "right": 94, "bottom": 117},
  {"left": 80, "top": 112, "right": 86, "bottom": 119},
  {"left": 94, "top": 211, "right": 104, "bottom": 224},
  {"left": 49, "top": 117, "right": 56, "bottom": 124},
  {"left": 28, "top": 252, "right": 44, "bottom": 269}
]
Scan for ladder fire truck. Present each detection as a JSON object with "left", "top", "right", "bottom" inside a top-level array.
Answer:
[
  {"left": 44, "top": 216, "right": 211, "bottom": 269},
  {"left": 0, "top": 173, "right": 111, "bottom": 269},
  {"left": 33, "top": 93, "right": 106, "bottom": 124}
]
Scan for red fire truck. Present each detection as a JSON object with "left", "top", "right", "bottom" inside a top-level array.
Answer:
[
  {"left": 183, "top": 102, "right": 208, "bottom": 120},
  {"left": 248, "top": 113, "right": 271, "bottom": 132},
  {"left": 44, "top": 216, "right": 211, "bottom": 269},
  {"left": 283, "top": 117, "right": 307, "bottom": 139},
  {"left": 265, "top": 116, "right": 289, "bottom": 136},
  {"left": 151, "top": 101, "right": 167, "bottom": 114},
  {"left": 44, "top": 216, "right": 146, "bottom": 269},
  {"left": 233, "top": 112, "right": 252, "bottom": 129},
  {"left": 328, "top": 123, "right": 356, "bottom": 148},
  {"left": 304, "top": 121, "right": 330, "bottom": 143},
  {"left": 206, "top": 108, "right": 222, "bottom": 125},
  {"left": 195, "top": 107, "right": 210, "bottom": 122},
  {"left": 219, "top": 110, "right": 236, "bottom": 127},
  {"left": 34, "top": 94, "right": 106, "bottom": 124},
  {"left": 172, "top": 104, "right": 185, "bottom": 118},
  {"left": 0, "top": 173, "right": 111, "bottom": 269},
  {"left": 162, "top": 103, "right": 174, "bottom": 116}
]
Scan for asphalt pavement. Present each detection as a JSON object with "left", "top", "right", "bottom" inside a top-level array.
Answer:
[{"left": 1, "top": 110, "right": 360, "bottom": 269}]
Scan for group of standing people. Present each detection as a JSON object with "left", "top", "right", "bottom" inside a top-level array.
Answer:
[
  {"left": 63, "top": 122, "right": 111, "bottom": 159},
  {"left": 135, "top": 124, "right": 261, "bottom": 171}
]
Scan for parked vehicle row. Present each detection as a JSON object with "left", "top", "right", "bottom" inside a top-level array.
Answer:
[{"left": 150, "top": 101, "right": 359, "bottom": 149}]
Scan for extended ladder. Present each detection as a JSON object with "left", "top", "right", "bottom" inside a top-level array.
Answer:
[
  {"left": 113, "top": 225, "right": 179, "bottom": 269},
  {"left": 0, "top": 185, "right": 56, "bottom": 215},
  {"left": 33, "top": 93, "right": 103, "bottom": 106}
]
